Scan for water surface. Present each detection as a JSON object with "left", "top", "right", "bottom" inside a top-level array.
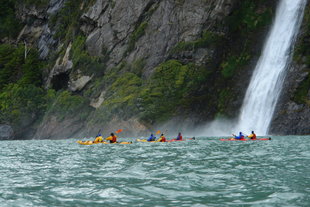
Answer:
[{"left": 0, "top": 136, "right": 309, "bottom": 206}]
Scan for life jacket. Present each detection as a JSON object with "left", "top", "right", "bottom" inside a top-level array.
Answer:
[
  {"left": 111, "top": 135, "right": 117, "bottom": 143},
  {"left": 106, "top": 135, "right": 117, "bottom": 143},
  {"left": 147, "top": 135, "right": 155, "bottom": 141},
  {"left": 235, "top": 134, "right": 244, "bottom": 139},
  {"left": 177, "top": 135, "right": 182, "bottom": 140},
  {"left": 94, "top": 136, "right": 103, "bottom": 143},
  {"left": 248, "top": 134, "right": 256, "bottom": 139},
  {"left": 160, "top": 136, "right": 166, "bottom": 142}
]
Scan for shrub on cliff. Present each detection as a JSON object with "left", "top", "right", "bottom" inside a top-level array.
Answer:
[
  {"left": 0, "top": 44, "right": 45, "bottom": 127},
  {"left": 45, "top": 90, "right": 91, "bottom": 121},
  {"left": 0, "top": 84, "right": 45, "bottom": 127},
  {"left": 0, "top": 1, "right": 23, "bottom": 39},
  {"left": 0, "top": 44, "right": 43, "bottom": 89},
  {"left": 140, "top": 60, "right": 211, "bottom": 123}
]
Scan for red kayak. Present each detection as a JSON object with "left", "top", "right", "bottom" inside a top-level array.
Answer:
[
  {"left": 220, "top": 138, "right": 271, "bottom": 141},
  {"left": 166, "top": 138, "right": 196, "bottom": 142}
]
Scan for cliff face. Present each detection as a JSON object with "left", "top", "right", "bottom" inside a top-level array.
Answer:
[
  {"left": 36, "top": 0, "right": 243, "bottom": 138},
  {"left": 2, "top": 0, "right": 309, "bottom": 139},
  {"left": 82, "top": 0, "right": 232, "bottom": 73}
]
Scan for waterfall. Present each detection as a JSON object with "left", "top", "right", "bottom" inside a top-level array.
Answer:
[{"left": 235, "top": 0, "right": 307, "bottom": 135}]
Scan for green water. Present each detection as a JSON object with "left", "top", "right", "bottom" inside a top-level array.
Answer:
[{"left": 0, "top": 136, "right": 309, "bottom": 207}]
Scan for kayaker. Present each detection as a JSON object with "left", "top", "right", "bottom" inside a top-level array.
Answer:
[
  {"left": 233, "top": 132, "right": 244, "bottom": 140},
  {"left": 248, "top": 131, "right": 257, "bottom": 140},
  {"left": 94, "top": 133, "right": 103, "bottom": 143},
  {"left": 157, "top": 134, "right": 166, "bottom": 142},
  {"left": 147, "top": 134, "right": 156, "bottom": 142},
  {"left": 106, "top": 133, "right": 117, "bottom": 143},
  {"left": 176, "top": 132, "right": 183, "bottom": 140}
]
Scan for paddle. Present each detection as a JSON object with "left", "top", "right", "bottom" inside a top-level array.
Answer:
[
  {"left": 85, "top": 129, "right": 102, "bottom": 144},
  {"left": 113, "top": 129, "right": 132, "bottom": 143},
  {"left": 115, "top": 129, "right": 125, "bottom": 143},
  {"left": 230, "top": 134, "right": 238, "bottom": 140},
  {"left": 96, "top": 129, "right": 101, "bottom": 137}
]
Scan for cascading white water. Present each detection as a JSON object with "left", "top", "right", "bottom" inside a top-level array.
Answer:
[{"left": 235, "top": 0, "right": 307, "bottom": 135}]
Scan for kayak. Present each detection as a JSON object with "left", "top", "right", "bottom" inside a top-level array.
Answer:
[
  {"left": 136, "top": 138, "right": 196, "bottom": 143},
  {"left": 77, "top": 140, "right": 132, "bottom": 145},
  {"left": 136, "top": 139, "right": 160, "bottom": 143},
  {"left": 167, "top": 137, "right": 196, "bottom": 142},
  {"left": 166, "top": 139, "right": 184, "bottom": 142},
  {"left": 220, "top": 138, "right": 271, "bottom": 141}
]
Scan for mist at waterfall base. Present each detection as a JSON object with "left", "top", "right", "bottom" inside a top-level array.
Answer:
[{"left": 200, "top": 0, "right": 307, "bottom": 137}]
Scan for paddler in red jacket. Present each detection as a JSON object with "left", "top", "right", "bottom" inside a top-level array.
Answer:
[
  {"left": 158, "top": 134, "right": 166, "bottom": 142},
  {"left": 247, "top": 131, "right": 257, "bottom": 140},
  {"left": 106, "top": 133, "right": 117, "bottom": 143}
]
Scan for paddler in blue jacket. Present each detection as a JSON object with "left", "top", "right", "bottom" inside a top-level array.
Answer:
[
  {"left": 176, "top": 132, "right": 183, "bottom": 140},
  {"left": 234, "top": 132, "right": 244, "bottom": 140},
  {"left": 147, "top": 134, "right": 156, "bottom": 141}
]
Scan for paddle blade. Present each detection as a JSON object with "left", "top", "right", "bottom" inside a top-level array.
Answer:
[
  {"left": 115, "top": 129, "right": 123, "bottom": 134},
  {"left": 156, "top": 130, "right": 161, "bottom": 135}
]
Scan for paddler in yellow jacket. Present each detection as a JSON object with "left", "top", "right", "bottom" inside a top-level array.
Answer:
[
  {"left": 93, "top": 133, "right": 103, "bottom": 143},
  {"left": 106, "top": 133, "right": 117, "bottom": 143},
  {"left": 247, "top": 131, "right": 257, "bottom": 140},
  {"left": 157, "top": 134, "right": 166, "bottom": 142}
]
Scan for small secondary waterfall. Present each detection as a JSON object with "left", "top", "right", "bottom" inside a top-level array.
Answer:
[{"left": 235, "top": 0, "right": 307, "bottom": 135}]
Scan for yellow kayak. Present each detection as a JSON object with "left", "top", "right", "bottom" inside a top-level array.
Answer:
[
  {"left": 77, "top": 140, "right": 132, "bottom": 145},
  {"left": 136, "top": 139, "right": 160, "bottom": 143}
]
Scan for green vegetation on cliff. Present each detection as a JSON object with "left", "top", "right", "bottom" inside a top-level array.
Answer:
[
  {"left": 0, "top": 44, "right": 43, "bottom": 89},
  {"left": 127, "top": 21, "right": 148, "bottom": 54},
  {"left": 50, "top": 0, "right": 95, "bottom": 42},
  {"left": 45, "top": 90, "right": 91, "bottom": 121},
  {"left": 140, "top": 60, "right": 212, "bottom": 122},
  {"left": 101, "top": 72, "right": 142, "bottom": 119},
  {"left": 169, "top": 31, "right": 222, "bottom": 54},
  {"left": 0, "top": 44, "right": 90, "bottom": 128},
  {"left": 88, "top": 59, "right": 212, "bottom": 124},
  {"left": 0, "top": 1, "right": 23, "bottom": 39},
  {"left": 220, "top": 52, "right": 251, "bottom": 79},
  {"left": 0, "top": 84, "right": 45, "bottom": 127},
  {"left": 17, "top": 0, "right": 49, "bottom": 7},
  {"left": 71, "top": 36, "right": 103, "bottom": 75},
  {"left": 0, "top": 44, "right": 45, "bottom": 127},
  {"left": 228, "top": 0, "right": 273, "bottom": 35},
  {"left": 293, "top": 74, "right": 310, "bottom": 105}
]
